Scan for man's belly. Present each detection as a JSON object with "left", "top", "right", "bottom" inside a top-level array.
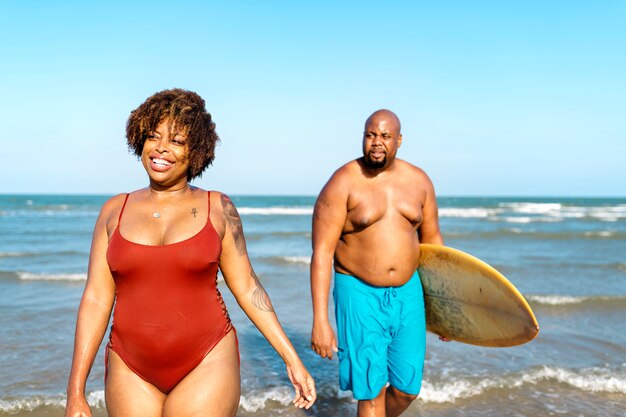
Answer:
[{"left": 334, "top": 234, "right": 420, "bottom": 287}]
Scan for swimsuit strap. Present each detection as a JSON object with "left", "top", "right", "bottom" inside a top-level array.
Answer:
[
  {"left": 117, "top": 193, "right": 131, "bottom": 223},
  {"left": 207, "top": 190, "right": 211, "bottom": 220}
]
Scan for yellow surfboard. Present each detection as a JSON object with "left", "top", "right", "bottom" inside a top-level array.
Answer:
[{"left": 418, "top": 244, "right": 539, "bottom": 347}]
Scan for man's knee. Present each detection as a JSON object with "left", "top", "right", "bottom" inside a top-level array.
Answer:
[{"left": 387, "top": 386, "right": 418, "bottom": 405}]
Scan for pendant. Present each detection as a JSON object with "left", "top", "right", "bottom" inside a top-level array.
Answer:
[{"left": 153, "top": 212, "right": 161, "bottom": 218}]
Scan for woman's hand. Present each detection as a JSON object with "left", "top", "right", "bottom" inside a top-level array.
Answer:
[
  {"left": 65, "top": 393, "right": 91, "bottom": 417},
  {"left": 286, "top": 362, "right": 316, "bottom": 409}
]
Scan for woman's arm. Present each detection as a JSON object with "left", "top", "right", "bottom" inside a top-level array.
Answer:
[
  {"left": 65, "top": 198, "right": 118, "bottom": 417},
  {"left": 216, "top": 194, "right": 316, "bottom": 409}
]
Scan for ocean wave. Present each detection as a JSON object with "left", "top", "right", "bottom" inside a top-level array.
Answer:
[
  {"left": 440, "top": 203, "right": 626, "bottom": 223},
  {"left": 443, "top": 229, "right": 625, "bottom": 240},
  {"left": 245, "top": 231, "right": 311, "bottom": 240},
  {"left": 439, "top": 208, "right": 500, "bottom": 218},
  {"left": 0, "top": 388, "right": 293, "bottom": 414},
  {"left": 0, "top": 250, "right": 87, "bottom": 259},
  {"left": 239, "top": 386, "right": 293, "bottom": 412},
  {"left": 583, "top": 230, "right": 619, "bottom": 238},
  {"left": 527, "top": 295, "right": 587, "bottom": 305},
  {"left": 0, "top": 391, "right": 105, "bottom": 413},
  {"left": 17, "top": 272, "right": 87, "bottom": 282},
  {"left": 499, "top": 202, "right": 563, "bottom": 213},
  {"left": 0, "top": 388, "right": 297, "bottom": 414},
  {"left": 491, "top": 216, "right": 564, "bottom": 224},
  {"left": 527, "top": 366, "right": 626, "bottom": 394},
  {"left": 420, "top": 365, "right": 626, "bottom": 403},
  {"left": 527, "top": 294, "right": 626, "bottom": 307},
  {"left": 0, "top": 252, "right": 31, "bottom": 258},
  {"left": 282, "top": 256, "right": 311, "bottom": 265},
  {"left": 12, "top": 271, "right": 229, "bottom": 283},
  {"left": 2, "top": 366, "right": 623, "bottom": 413},
  {"left": 270, "top": 231, "right": 312, "bottom": 238},
  {"left": 498, "top": 202, "right": 626, "bottom": 218},
  {"left": 0, "top": 209, "right": 99, "bottom": 218},
  {"left": 238, "top": 207, "right": 313, "bottom": 216},
  {"left": 264, "top": 256, "right": 311, "bottom": 266},
  {"left": 0, "top": 396, "right": 64, "bottom": 413}
]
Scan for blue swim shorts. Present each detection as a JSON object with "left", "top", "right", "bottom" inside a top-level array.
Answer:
[{"left": 333, "top": 270, "right": 426, "bottom": 400}]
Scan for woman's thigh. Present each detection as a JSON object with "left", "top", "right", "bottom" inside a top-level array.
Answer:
[
  {"left": 105, "top": 349, "right": 166, "bottom": 417},
  {"left": 163, "top": 330, "right": 241, "bottom": 417}
]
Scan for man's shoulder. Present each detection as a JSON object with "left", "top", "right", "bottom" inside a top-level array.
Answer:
[
  {"left": 328, "top": 159, "right": 360, "bottom": 181},
  {"left": 337, "top": 158, "right": 360, "bottom": 171},
  {"left": 394, "top": 159, "right": 430, "bottom": 179},
  {"left": 319, "top": 159, "right": 360, "bottom": 197}
]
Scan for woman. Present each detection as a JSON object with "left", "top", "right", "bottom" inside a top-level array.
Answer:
[{"left": 65, "top": 89, "right": 316, "bottom": 417}]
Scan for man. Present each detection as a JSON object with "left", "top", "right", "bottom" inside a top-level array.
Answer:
[{"left": 310, "top": 109, "right": 443, "bottom": 417}]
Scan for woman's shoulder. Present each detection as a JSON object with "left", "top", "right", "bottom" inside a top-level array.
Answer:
[
  {"left": 89, "top": 192, "right": 132, "bottom": 233},
  {"left": 100, "top": 192, "right": 130, "bottom": 215},
  {"left": 205, "top": 189, "right": 236, "bottom": 209},
  {"left": 206, "top": 190, "right": 243, "bottom": 232}
]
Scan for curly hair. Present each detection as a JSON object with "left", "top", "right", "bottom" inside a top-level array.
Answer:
[{"left": 126, "top": 88, "right": 220, "bottom": 180}]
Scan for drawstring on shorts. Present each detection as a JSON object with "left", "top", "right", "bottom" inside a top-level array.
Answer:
[{"left": 383, "top": 287, "right": 397, "bottom": 307}]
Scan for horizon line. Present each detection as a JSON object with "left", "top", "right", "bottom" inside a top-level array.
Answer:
[{"left": 1, "top": 192, "right": 625, "bottom": 199}]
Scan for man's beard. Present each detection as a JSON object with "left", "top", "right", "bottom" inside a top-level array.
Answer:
[{"left": 364, "top": 153, "right": 386, "bottom": 170}]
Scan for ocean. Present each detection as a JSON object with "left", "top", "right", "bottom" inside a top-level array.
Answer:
[{"left": 1, "top": 194, "right": 625, "bottom": 416}]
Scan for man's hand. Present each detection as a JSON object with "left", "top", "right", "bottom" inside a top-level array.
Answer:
[{"left": 311, "top": 320, "right": 338, "bottom": 360}]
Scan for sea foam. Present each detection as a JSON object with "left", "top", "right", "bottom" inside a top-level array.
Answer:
[
  {"left": 17, "top": 272, "right": 87, "bottom": 282},
  {"left": 527, "top": 295, "right": 586, "bottom": 305},
  {"left": 239, "top": 386, "right": 293, "bottom": 412},
  {"left": 279, "top": 256, "right": 311, "bottom": 265},
  {"left": 0, "top": 251, "right": 31, "bottom": 258},
  {"left": 499, "top": 202, "right": 563, "bottom": 213},
  {"left": 527, "top": 294, "right": 626, "bottom": 307},
  {"left": 0, "top": 391, "right": 105, "bottom": 413},
  {"left": 439, "top": 208, "right": 499, "bottom": 218},
  {"left": 442, "top": 202, "right": 626, "bottom": 223},
  {"left": 0, "top": 396, "right": 66, "bottom": 413},
  {"left": 238, "top": 207, "right": 313, "bottom": 216},
  {"left": 420, "top": 365, "right": 626, "bottom": 403}
]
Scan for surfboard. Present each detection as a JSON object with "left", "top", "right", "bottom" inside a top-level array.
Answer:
[{"left": 417, "top": 244, "right": 539, "bottom": 347}]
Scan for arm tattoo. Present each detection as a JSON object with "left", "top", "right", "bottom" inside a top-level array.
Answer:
[
  {"left": 313, "top": 197, "right": 329, "bottom": 220},
  {"left": 221, "top": 194, "right": 245, "bottom": 255},
  {"left": 250, "top": 269, "right": 274, "bottom": 312},
  {"left": 318, "top": 197, "right": 331, "bottom": 207}
]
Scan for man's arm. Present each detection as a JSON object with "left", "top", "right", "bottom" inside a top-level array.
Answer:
[
  {"left": 310, "top": 171, "right": 348, "bottom": 360},
  {"left": 418, "top": 172, "right": 444, "bottom": 245},
  {"left": 416, "top": 173, "right": 450, "bottom": 342}
]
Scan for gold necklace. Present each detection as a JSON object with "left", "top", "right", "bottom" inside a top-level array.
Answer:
[{"left": 148, "top": 185, "right": 191, "bottom": 219}]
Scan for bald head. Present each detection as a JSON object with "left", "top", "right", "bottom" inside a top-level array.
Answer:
[
  {"left": 365, "top": 109, "right": 401, "bottom": 135},
  {"left": 362, "top": 109, "right": 403, "bottom": 171}
]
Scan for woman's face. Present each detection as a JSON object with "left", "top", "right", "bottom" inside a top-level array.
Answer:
[{"left": 141, "top": 118, "right": 190, "bottom": 187}]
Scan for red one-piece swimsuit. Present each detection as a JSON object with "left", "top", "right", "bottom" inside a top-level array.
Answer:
[{"left": 106, "top": 191, "right": 233, "bottom": 394}]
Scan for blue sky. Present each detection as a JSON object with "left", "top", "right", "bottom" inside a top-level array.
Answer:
[{"left": 1, "top": 1, "right": 624, "bottom": 196}]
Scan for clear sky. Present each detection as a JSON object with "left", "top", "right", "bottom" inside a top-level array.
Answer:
[{"left": 1, "top": 1, "right": 625, "bottom": 196}]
